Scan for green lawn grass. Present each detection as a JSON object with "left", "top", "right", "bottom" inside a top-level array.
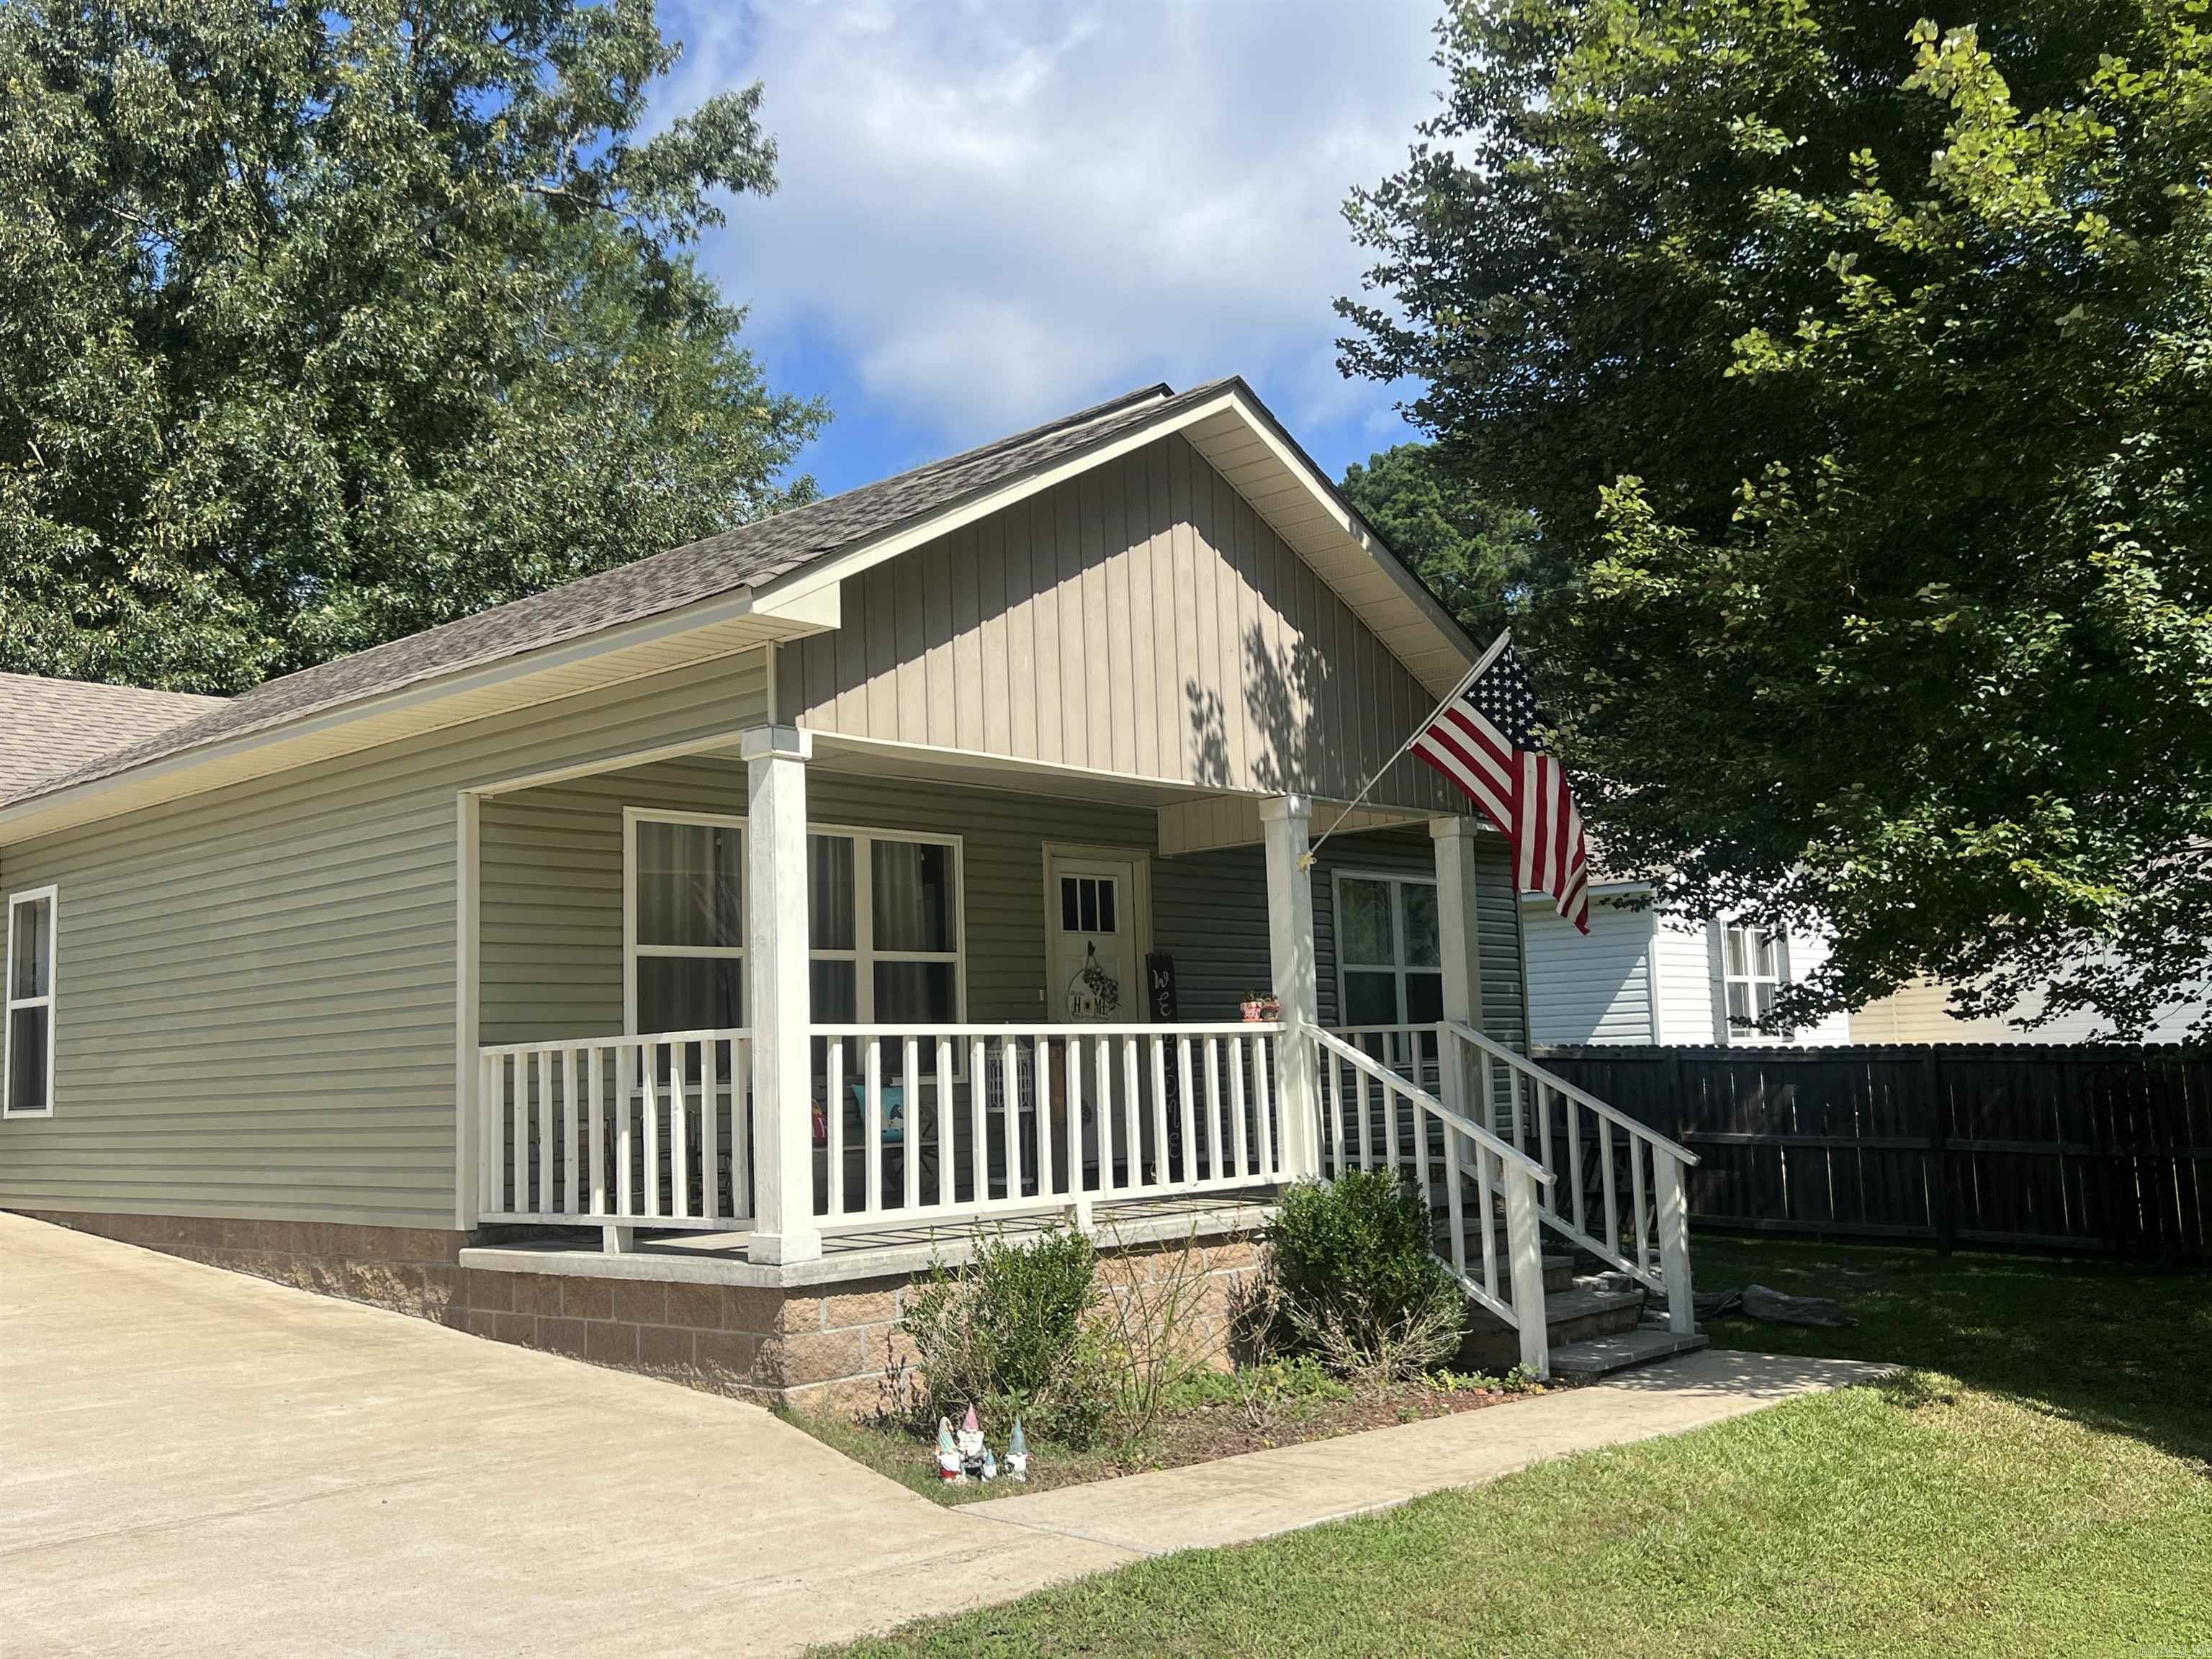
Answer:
[{"left": 823, "top": 1236, "right": 2212, "bottom": 1658}]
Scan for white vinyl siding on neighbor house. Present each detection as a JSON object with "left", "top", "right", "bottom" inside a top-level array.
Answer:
[
  {"left": 776, "top": 433, "right": 1459, "bottom": 814},
  {"left": 0, "top": 650, "right": 772, "bottom": 1228},
  {"left": 5, "top": 885, "right": 57, "bottom": 1118},
  {"left": 1522, "top": 898, "right": 1653, "bottom": 1046},
  {"left": 1524, "top": 896, "right": 1851, "bottom": 1047}
]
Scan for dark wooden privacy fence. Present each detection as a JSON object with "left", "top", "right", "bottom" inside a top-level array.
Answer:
[{"left": 1532, "top": 1044, "right": 2212, "bottom": 1261}]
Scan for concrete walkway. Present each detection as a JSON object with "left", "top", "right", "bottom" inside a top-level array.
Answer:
[
  {"left": 964, "top": 1346, "right": 1891, "bottom": 1556},
  {"left": 2, "top": 1215, "right": 1888, "bottom": 1657}
]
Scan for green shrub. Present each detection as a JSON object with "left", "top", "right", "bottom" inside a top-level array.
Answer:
[
  {"left": 1265, "top": 1172, "right": 1466, "bottom": 1383},
  {"left": 899, "top": 1225, "right": 1113, "bottom": 1445}
]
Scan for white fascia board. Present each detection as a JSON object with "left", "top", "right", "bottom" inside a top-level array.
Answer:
[{"left": 0, "top": 583, "right": 837, "bottom": 845}]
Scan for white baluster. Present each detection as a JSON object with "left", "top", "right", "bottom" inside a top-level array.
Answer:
[
  {"left": 969, "top": 1035, "right": 988, "bottom": 1205},
  {"left": 1228, "top": 1035, "right": 1249, "bottom": 1179},
  {"left": 903, "top": 1035, "right": 921, "bottom": 1214},
  {"left": 863, "top": 1038, "right": 884, "bottom": 1215},
  {"left": 1034, "top": 1032, "right": 1053, "bottom": 1200},
  {"left": 825, "top": 1039, "right": 845, "bottom": 1217},
  {"left": 1148, "top": 1035, "right": 1170, "bottom": 1192},
  {"left": 936, "top": 1036, "right": 955, "bottom": 1209},
  {"left": 701, "top": 1036, "right": 721, "bottom": 1222},
  {"left": 671, "top": 1039, "right": 691, "bottom": 1220},
  {"left": 1655, "top": 1152, "right": 1695, "bottom": 1332},
  {"left": 1177, "top": 1035, "right": 1197, "bottom": 1186},
  {"left": 1599, "top": 1113, "right": 1619, "bottom": 1258},
  {"left": 1630, "top": 1134, "right": 1652, "bottom": 1280}
]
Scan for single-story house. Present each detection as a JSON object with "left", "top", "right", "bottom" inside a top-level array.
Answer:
[{"left": 1, "top": 379, "right": 1696, "bottom": 1400}]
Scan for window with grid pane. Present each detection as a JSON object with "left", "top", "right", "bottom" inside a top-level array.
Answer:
[
  {"left": 1721, "top": 923, "right": 1784, "bottom": 1035},
  {"left": 1332, "top": 873, "right": 1444, "bottom": 1028},
  {"left": 629, "top": 817, "right": 745, "bottom": 1035}
]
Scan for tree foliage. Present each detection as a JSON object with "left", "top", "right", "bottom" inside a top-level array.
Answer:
[
  {"left": 1340, "top": 441, "right": 1539, "bottom": 642},
  {"left": 1, "top": 0, "right": 826, "bottom": 692},
  {"left": 1341, "top": 0, "right": 2212, "bottom": 1038}
]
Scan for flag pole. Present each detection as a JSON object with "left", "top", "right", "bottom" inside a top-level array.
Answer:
[{"left": 1298, "top": 629, "right": 1513, "bottom": 869}]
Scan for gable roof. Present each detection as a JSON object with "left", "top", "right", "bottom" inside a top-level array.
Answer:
[
  {"left": 0, "top": 675, "right": 227, "bottom": 801},
  {"left": 0, "top": 377, "right": 1478, "bottom": 840}
]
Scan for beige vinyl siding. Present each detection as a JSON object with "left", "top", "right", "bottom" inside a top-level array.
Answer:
[
  {"left": 778, "top": 434, "right": 1457, "bottom": 814},
  {"left": 1522, "top": 898, "right": 1656, "bottom": 1046},
  {"left": 0, "top": 652, "right": 770, "bottom": 1228}
]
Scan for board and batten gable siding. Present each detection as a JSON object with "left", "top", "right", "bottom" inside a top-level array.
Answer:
[
  {"left": 1521, "top": 898, "right": 1655, "bottom": 1046},
  {"left": 775, "top": 433, "right": 1460, "bottom": 814},
  {"left": 0, "top": 651, "right": 770, "bottom": 1228}
]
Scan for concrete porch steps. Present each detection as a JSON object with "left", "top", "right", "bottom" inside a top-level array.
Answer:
[{"left": 1549, "top": 1326, "right": 1712, "bottom": 1380}]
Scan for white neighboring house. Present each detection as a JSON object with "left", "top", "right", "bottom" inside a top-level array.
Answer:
[{"left": 1520, "top": 883, "right": 1851, "bottom": 1048}]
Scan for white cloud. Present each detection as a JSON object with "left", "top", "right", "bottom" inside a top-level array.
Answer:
[{"left": 661, "top": 0, "right": 1442, "bottom": 455}]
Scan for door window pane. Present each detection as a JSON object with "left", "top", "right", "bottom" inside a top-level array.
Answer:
[
  {"left": 1061, "top": 878, "right": 1080, "bottom": 933},
  {"left": 1404, "top": 971, "right": 1444, "bottom": 1025},
  {"left": 10, "top": 898, "right": 48, "bottom": 999},
  {"left": 876, "top": 961, "right": 957, "bottom": 1022},
  {"left": 636, "top": 957, "right": 742, "bottom": 1035},
  {"left": 8, "top": 1006, "right": 48, "bottom": 1112},
  {"left": 1402, "top": 884, "right": 1440, "bottom": 968},
  {"left": 1344, "top": 971, "right": 1400, "bottom": 1026},
  {"left": 1339, "top": 879, "right": 1395, "bottom": 966},
  {"left": 809, "top": 835, "right": 856, "bottom": 951},
  {"left": 873, "top": 840, "right": 954, "bottom": 953},
  {"left": 1097, "top": 878, "right": 1116, "bottom": 935},
  {"left": 636, "top": 822, "right": 742, "bottom": 948}
]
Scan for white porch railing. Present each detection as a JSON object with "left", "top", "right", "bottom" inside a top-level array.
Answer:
[
  {"left": 1331, "top": 1020, "right": 1699, "bottom": 1334},
  {"left": 1311, "top": 1025, "right": 1555, "bottom": 1373},
  {"left": 477, "top": 1030, "right": 755, "bottom": 1234},
  {"left": 807, "top": 1022, "right": 1285, "bottom": 1228}
]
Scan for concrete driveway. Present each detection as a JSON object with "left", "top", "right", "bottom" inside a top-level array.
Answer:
[{"left": 0, "top": 1215, "right": 1128, "bottom": 1658}]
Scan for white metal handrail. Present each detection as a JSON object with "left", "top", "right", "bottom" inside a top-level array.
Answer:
[
  {"left": 1440, "top": 1020, "right": 1696, "bottom": 1331},
  {"left": 1311, "top": 1026, "right": 1552, "bottom": 1375},
  {"left": 477, "top": 1029, "right": 753, "bottom": 1236},
  {"left": 809, "top": 1022, "right": 1285, "bottom": 1230}
]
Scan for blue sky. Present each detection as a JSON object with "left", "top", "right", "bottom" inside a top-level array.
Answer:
[{"left": 653, "top": 0, "right": 1445, "bottom": 498}]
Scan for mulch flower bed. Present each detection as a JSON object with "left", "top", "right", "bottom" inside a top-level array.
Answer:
[{"left": 789, "top": 1366, "right": 1551, "bottom": 1505}]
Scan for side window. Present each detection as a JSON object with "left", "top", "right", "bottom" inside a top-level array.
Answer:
[
  {"left": 5, "top": 887, "right": 57, "bottom": 1118},
  {"left": 1332, "top": 873, "right": 1443, "bottom": 1028},
  {"left": 1720, "top": 923, "right": 1786, "bottom": 1039}
]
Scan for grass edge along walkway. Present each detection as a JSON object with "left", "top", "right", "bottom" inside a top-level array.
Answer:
[{"left": 817, "top": 1236, "right": 2212, "bottom": 1659}]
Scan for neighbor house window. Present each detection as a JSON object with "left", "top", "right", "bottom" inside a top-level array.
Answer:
[
  {"left": 4, "top": 886, "right": 57, "bottom": 1118},
  {"left": 1721, "top": 923, "right": 1786, "bottom": 1034},
  {"left": 624, "top": 814, "right": 963, "bottom": 1046},
  {"left": 1331, "top": 872, "right": 1442, "bottom": 1028},
  {"left": 627, "top": 813, "right": 745, "bottom": 1036}
]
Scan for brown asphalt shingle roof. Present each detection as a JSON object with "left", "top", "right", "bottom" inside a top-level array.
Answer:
[
  {"left": 0, "top": 675, "right": 228, "bottom": 801},
  {"left": 2, "top": 379, "right": 1236, "bottom": 811}
]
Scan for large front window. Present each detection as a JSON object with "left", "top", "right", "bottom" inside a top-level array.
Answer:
[
  {"left": 625, "top": 812, "right": 962, "bottom": 1037},
  {"left": 1332, "top": 873, "right": 1443, "bottom": 1028}
]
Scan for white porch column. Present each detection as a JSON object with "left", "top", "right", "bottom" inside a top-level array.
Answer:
[
  {"left": 743, "top": 724, "right": 821, "bottom": 1266},
  {"left": 1429, "top": 816, "right": 1486, "bottom": 1030},
  {"left": 1259, "top": 795, "right": 1321, "bottom": 1182}
]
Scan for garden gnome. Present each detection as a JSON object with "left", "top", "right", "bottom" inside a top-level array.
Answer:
[
  {"left": 956, "top": 1404, "right": 988, "bottom": 1483},
  {"left": 981, "top": 1443, "right": 999, "bottom": 1482},
  {"left": 1006, "top": 1416, "right": 1029, "bottom": 1483},
  {"left": 935, "top": 1416, "right": 961, "bottom": 1482}
]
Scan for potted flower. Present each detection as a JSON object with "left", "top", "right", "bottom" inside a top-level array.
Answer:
[{"left": 1239, "top": 989, "right": 1282, "bottom": 1022}]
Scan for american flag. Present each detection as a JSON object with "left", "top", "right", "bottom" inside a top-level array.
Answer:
[{"left": 1411, "top": 636, "right": 1591, "bottom": 934}]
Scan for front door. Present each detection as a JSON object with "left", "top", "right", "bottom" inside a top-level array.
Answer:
[{"left": 1045, "top": 850, "right": 1146, "bottom": 1024}]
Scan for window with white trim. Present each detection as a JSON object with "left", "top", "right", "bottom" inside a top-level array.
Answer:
[
  {"left": 628, "top": 814, "right": 746, "bottom": 1036},
  {"left": 624, "top": 814, "right": 964, "bottom": 1051},
  {"left": 1331, "top": 872, "right": 1443, "bottom": 1028},
  {"left": 5, "top": 886, "right": 57, "bottom": 1118},
  {"left": 1721, "top": 923, "right": 1785, "bottom": 1033}
]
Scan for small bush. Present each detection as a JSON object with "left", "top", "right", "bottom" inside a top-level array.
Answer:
[
  {"left": 1265, "top": 1172, "right": 1466, "bottom": 1385},
  {"left": 899, "top": 1225, "right": 1114, "bottom": 1445}
]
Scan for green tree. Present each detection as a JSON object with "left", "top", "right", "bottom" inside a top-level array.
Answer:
[
  {"left": 1341, "top": 441, "right": 1538, "bottom": 642},
  {"left": 1, "top": 0, "right": 825, "bottom": 693},
  {"left": 1341, "top": 1, "right": 2212, "bottom": 1038}
]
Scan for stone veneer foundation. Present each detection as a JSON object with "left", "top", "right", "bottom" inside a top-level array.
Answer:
[{"left": 18, "top": 1210, "right": 1265, "bottom": 1413}]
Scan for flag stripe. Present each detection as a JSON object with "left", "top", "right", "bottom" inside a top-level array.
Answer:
[{"left": 1415, "top": 640, "right": 1591, "bottom": 935}]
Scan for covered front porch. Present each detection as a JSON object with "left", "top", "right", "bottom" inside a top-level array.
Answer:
[{"left": 456, "top": 725, "right": 1691, "bottom": 1381}]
